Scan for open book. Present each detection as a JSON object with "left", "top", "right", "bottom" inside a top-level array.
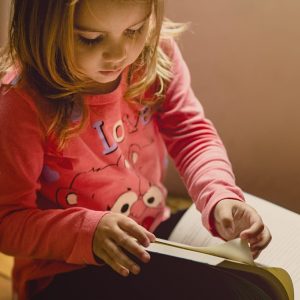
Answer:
[{"left": 147, "top": 193, "right": 298, "bottom": 300}]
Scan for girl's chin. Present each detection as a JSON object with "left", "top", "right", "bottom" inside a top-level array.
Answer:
[{"left": 95, "top": 69, "right": 123, "bottom": 83}]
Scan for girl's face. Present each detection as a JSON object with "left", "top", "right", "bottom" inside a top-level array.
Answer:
[{"left": 74, "top": 0, "right": 152, "bottom": 90}]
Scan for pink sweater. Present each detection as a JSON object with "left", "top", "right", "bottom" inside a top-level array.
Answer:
[{"left": 0, "top": 40, "right": 244, "bottom": 300}]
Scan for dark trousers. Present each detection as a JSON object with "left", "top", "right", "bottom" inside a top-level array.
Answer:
[{"left": 32, "top": 211, "right": 271, "bottom": 300}]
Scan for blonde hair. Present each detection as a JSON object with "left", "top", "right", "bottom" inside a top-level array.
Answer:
[{"left": 0, "top": 0, "right": 187, "bottom": 149}]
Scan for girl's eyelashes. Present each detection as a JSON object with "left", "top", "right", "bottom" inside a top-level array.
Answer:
[
  {"left": 77, "top": 35, "right": 104, "bottom": 47},
  {"left": 125, "top": 24, "right": 145, "bottom": 38},
  {"left": 75, "top": 24, "right": 146, "bottom": 47}
]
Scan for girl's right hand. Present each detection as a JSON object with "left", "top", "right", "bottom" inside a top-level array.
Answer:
[{"left": 92, "top": 213, "right": 156, "bottom": 277}]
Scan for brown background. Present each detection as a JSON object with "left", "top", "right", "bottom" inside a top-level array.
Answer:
[
  {"left": 164, "top": 0, "right": 300, "bottom": 213},
  {"left": 1, "top": 0, "right": 299, "bottom": 213}
]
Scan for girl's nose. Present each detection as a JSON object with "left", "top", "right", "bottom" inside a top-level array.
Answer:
[{"left": 102, "top": 40, "right": 127, "bottom": 65}]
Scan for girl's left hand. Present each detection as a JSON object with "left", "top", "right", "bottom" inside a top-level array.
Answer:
[{"left": 213, "top": 199, "right": 272, "bottom": 259}]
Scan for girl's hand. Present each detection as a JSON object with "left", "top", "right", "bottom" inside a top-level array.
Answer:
[
  {"left": 92, "top": 213, "right": 156, "bottom": 277},
  {"left": 213, "top": 199, "right": 272, "bottom": 259}
]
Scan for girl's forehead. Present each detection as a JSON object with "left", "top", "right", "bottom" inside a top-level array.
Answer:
[{"left": 75, "top": 0, "right": 152, "bottom": 31}]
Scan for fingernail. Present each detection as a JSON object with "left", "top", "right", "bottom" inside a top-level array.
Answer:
[
  {"left": 132, "top": 265, "right": 140, "bottom": 275},
  {"left": 240, "top": 234, "right": 247, "bottom": 240},
  {"left": 142, "top": 252, "right": 150, "bottom": 262},
  {"left": 143, "top": 240, "right": 150, "bottom": 247},
  {"left": 121, "top": 269, "right": 129, "bottom": 277}
]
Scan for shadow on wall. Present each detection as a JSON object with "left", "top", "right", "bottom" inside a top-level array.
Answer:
[{"left": 165, "top": 0, "right": 300, "bottom": 213}]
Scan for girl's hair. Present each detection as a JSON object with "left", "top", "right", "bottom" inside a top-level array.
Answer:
[{"left": 0, "top": 0, "right": 187, "bottom": 149}]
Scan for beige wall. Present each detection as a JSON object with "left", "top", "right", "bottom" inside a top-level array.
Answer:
[
  {"left": 1, "top": 1, "right": 299, "bottom": 212},
  {"left": 165, "top": 0, "right": 300, "bottom": 213}
]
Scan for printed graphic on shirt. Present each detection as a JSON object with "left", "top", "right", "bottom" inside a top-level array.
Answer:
[
  {"left": 40, "top": 105, "right": 166, "bottom": 230},
  {"left": 93, "top": 106, "right": 152, "bottom": 155},
  {"left": 55, "top": 150, "right": 164, "bottom": 230}
]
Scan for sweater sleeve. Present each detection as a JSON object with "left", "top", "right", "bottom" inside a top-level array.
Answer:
[
  {"left": 0, "top": 87, "right": 105, "bottom": 265},
  {"left": 155, "top": 40, "right": 245, "bottom": 235}
]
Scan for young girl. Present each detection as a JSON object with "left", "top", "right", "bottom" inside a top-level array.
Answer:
[{"left": 0, "top": 0, "right": 272, "bottom": 299}]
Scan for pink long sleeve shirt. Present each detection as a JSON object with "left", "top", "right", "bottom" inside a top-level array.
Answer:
[{"left": 0, "top": 40, "right": 244, "bottom": 300}]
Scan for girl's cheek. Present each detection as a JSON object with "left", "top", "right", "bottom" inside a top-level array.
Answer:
[{"left": 74, "top": 46, "right": 100, "bottom": 64}]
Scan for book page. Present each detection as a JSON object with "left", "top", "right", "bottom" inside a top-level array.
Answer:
[
  {"left": 168, "top": 192, "right": 300, "bottom": 299},
  {"left": 154, "top": 237, "right": 255, "bottom": 265},
  {"left": 245, "top": 193, "right": 300, "bottom": 300},
  {"left": 168, "top": 203, "right": 222, "bottom": 247}
]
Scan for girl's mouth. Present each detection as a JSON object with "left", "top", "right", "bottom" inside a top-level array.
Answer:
[{"left": 98, "top": 69, "right": 122, "bottom": 76}]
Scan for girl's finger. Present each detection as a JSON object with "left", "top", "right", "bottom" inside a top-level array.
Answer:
[
  {"left": 248, "top": 235, "right": 262, "bottom": 245},
  {"left": 120, "top": 218, "right": 155, "bottom": 247},
  {"left": 145, "top": 230, "right": 156, "bottom": 243},
  {"left": 113, "top": 227, "right": 151, "bottom": 263},
  {"left": 251, "top": 249, "right": 261, "bottom": 259},
  {"left": 240, "top": 217, "right": 264, "bottom": 239},
  {"left": 97, "top": 248, "right": 130, "bottom": 277},
  {"left": 250, "top": 229, "right": 272, "bottom": 252},
  {"left": 104, "top": 238, "right": 141, "bottom": 275}
]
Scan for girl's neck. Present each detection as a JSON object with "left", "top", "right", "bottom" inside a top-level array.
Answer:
[{"left": 84, "top": 74, "right": 122, "bottom": 95}]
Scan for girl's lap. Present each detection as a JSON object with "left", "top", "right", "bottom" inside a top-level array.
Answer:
[
  {"left": 32, "top": 253, "right": 271, "bottom": 300},
  {"left": 32, "top": 212, "right": 271, "bottom": 300}
]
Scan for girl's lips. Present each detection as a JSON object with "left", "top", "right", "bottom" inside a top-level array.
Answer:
[{"left": 98, "top": 69, "right": 122, "bottom": 76}]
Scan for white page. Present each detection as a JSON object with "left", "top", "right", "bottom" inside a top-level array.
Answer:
[
  {"left": 168, "top": 203, "right": 223, "bottom": 247},
  {"left": 168, "top": 192, "right": 300, "bottom": 299},
  {"left": 245, "top": 193, "right": 300, "bottom": 300}
]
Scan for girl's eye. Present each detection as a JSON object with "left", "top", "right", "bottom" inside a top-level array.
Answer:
[
  {"left": 125, "top": 25, "right": 145, "bottom": 38},
  {"left": 77, "top": 35, "right": 104, "bottom": 47}
]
